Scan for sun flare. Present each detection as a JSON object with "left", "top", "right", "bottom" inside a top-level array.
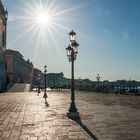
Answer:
[
  {"left": 10, "top": 0, "right": 87, "bottom": 63},
  {"left": 22, "top": 0, "right": 85, "bottom": 30},
  {"left": 16, "top": 0, "right": 85, "bottom": 48},
  {"left": 36, "top": 12, "right": 51, "bottom": 26}
]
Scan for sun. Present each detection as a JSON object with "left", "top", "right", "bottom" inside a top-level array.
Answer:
[{"left": 36, "top": 12, "right": 51, "bottom": 26}]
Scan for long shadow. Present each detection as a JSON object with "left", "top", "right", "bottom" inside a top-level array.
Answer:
[
  {"left": 45, "top": 101, "right": 49, "bottom": 107},
  {"left": 71, "top": 117, "right": 98, "bottom": 140}
]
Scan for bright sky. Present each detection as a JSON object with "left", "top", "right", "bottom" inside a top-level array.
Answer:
[{"left": 3, "top": 0, "right": 140, "bottom": 81}]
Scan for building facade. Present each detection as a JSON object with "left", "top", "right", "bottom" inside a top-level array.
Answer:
[
  {"left": 0, "top": 50, "right": 6, "bottom": 92},
  {"left": 32, "top": 68, "right": 43, "bottom": 89},
  {"left": 46, "top": 72, "right": 65, "bottom": 89},
  {"left": 5, "top": 49, "right": 33, "bottom": 84},
  {"left": 32, "top": 71, "right": 66, "bottom": 90},
  {"left": 0, "top": 0, "right": 8, "bottom": 92}
]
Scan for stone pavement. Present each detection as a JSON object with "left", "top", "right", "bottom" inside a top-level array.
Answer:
[
  {"left": 0, "top": 91, "right": 140, "bottom": 140},
  {"left": 76, "top": 92, "right": 140, "bottom": 140},
  {"left": 0, "top": 91, "right": 92, "bottom": 140}
]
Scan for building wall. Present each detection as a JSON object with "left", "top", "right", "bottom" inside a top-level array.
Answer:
[
  {"left": 5, "top": 49, "right": 33, "bottom": 84},
  {"left": 0, "top": 52, "right": 6, "bottom": 92},
  {"left": 0, "top": 0, "right": 7, "bottom": 92},
  {"left": 0, "top": 20, "right": 6, "bottom": 49},
  {"left": 0, "top": 0, "right": 7, "bottom": 50},
  {"left": 32, "top": 68, "right": 43, "bottom": 85},
  {"left": 32, "top": 71, "right": 66, "bottom": 89},
  {"left": 45, "top": 73, "right": 65, "bottom": 88}
]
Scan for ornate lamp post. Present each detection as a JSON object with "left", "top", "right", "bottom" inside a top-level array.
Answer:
[
  {"left": 96, "top": 74, "right": 100, "bottom": 88},
  {"left": 35, "top": 77, "right": 38, "bottom": 92},
  {"left": 43, "top": 65, "right": 48, "bottom": 102},
  {"left": 66, "top": 30, "right": 80, "bottom": 119},
  {"left": 37, "top": 74, "right": 40, "bottom": 95}
]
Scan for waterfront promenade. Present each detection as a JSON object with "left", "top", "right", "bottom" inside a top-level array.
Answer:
[{"left": 0, "top": 91, "right": 140, "bottom": 140}]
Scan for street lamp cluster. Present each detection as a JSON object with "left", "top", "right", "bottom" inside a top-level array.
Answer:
[
  {"left": 38, "top": 30, "right": 80, "bottom": 118},
  {"left": 66, "top": 30, "right": 80, "bottom": 119}
]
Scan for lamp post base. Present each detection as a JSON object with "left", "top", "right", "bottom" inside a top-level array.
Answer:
[
  {"left": 67, "top": 102, "right": 80, "bottom": 119},
  {"left": 43, "top": 93, "right": 48, "bottom": 98},
  {"left": 67, "top": 112, "right": 80, "bottom": 119}
]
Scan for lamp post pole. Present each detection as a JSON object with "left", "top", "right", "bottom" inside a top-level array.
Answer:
[
  {"left": 35, "top": 78, "right": 38, "bottom": 92},
  {"left": 66, "top": 30, "right": 80, "bottom": 119},
  {"left": 69, "top": 48, "right": 77, "bottom": 112},
  {"left": 96, "top": 74, "right": 100, "bottom": 88},
  {"left": 43, "top": 65, "right": 47, "bottom": 102},
  {"left": 37, "top": 74, "right": 40, "bottom": 95}
]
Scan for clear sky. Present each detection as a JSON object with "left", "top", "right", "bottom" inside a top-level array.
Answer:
[{"left": 2, "top": 0, "right": 140, "bottom": 81}]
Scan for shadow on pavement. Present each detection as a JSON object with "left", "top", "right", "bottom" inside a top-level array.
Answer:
[
  {"left": 72, "top": 117, "right": 98, "bottom": 140},
  {"left": 45, "top": 101, "right": 49, "bottom": 107}
]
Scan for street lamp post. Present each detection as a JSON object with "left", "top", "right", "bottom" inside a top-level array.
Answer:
[
  {"left": 43, "top": 65, "right": 48, "bottom": 102},
  {"left": 96, "top": 74, "right": 100, "bottom": 89},
  {"left": 66, "top": 30, "right": 80, "bottom": 119},
  {"left": 37, "top": 74, "right": 40, "bottom": 95},
  {"left": 35, "top": 77, "right": 38, "bottom": 92}
]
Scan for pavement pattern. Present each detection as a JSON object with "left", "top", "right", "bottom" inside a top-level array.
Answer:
[{"left": 0, "top": 90, "right": 140, "bottom": 140}]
